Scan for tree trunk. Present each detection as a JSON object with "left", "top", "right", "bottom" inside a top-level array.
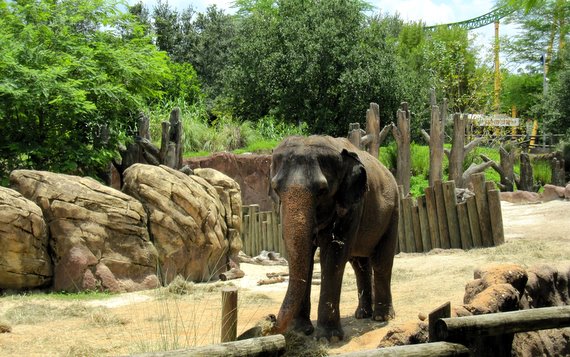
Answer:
[{"left": 392, "top": 103, "right": 411, "bottom": 196}]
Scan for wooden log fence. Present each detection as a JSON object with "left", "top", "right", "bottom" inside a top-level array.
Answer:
[
  {"left": 397, "top": 173, "right": 504, "bottom": 253},
  {"left": 241, "top": 205, "right": 285, "bottom": 258}
]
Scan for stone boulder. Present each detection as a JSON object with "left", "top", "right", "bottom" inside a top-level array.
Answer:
[
  {"left": 10, "top": 170, "right": 159, "bottom": 292},
  {"left": 0, "top": 186, "right": 52, "bottom": 289},
  {"left": 123, "top": 164, "right": 240, "bottom": 283},
  {"left": 185, "top": 153, "right": 273, "bottom": 211},
  {"left": 193, "top": 168, "right": 243, "bottom": 265}
]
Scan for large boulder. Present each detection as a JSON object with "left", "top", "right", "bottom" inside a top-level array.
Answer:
[
  {"left": 193, "top": 168, "right": 243, "bottom": 266},
  {"left": 10, "top": 170, "right": 159, "bottom": 292},
  {"left": 0, "top": 186, "right": 52, "bottom": 289},
  {"left": 123, "top": 164, "right": 240, "bottom": 283}
]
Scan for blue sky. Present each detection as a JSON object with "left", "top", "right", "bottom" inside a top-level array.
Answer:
[{"left": 131, "top": 0, "right": 520, "bottom": 67}]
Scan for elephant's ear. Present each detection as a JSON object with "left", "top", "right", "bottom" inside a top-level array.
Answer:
[{"left": 337, "top": 149, "right": 368, "bottom": 210}]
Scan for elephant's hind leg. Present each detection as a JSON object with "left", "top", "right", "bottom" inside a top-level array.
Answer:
[
  {"left": 349, "top": 257, "right": 373, "bottom": 319},
  {"left": 371, "top": 212, "right": 398, "bottom": 322}
]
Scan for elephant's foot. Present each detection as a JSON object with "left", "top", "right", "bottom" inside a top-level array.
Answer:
[
  {"left": 315, "top": 324, "right": 344, "bottom": 343},
  {"left": 373, "top": 303, "right": 395, "bottom": 322},
  {"left": 293, "top": 317, "right": 314, "bottom": 336},
  {"left": 354, "top": 304, "right": 373, "bottom": 319}
]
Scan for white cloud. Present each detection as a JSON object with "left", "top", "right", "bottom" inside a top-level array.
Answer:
[{"left": 372, "top": 0, "right": 454, "bottom": 25}]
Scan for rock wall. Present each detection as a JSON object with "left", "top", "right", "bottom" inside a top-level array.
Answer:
[
  {"left": 185, "top": 152, "right": 273, "bottom": 211},
  {"left": 1, "top": 164, "right": 242, "bottom": 292}
]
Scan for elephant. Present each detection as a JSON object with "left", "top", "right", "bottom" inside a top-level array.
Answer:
[{"left": 269, "top": 135, "right": 399, "bottom": 342}]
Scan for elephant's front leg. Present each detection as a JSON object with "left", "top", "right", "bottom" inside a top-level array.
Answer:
[
  {"left": 293, "top": 246, "right": 317, "bottom": 335},
  {"left": 316, "top": 234, "right": 350, "bottom": 342}
]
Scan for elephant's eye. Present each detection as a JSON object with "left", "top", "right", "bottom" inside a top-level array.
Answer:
[{"left": 317, "top": 187, "right": 329, "bottom": 197}]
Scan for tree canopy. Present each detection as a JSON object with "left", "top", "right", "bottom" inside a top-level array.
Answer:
[{"left": 0, "top": 0, "right": 175, "bottom": 182}]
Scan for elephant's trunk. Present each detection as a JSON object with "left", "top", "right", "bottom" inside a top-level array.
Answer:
[{"left": 273, "top": 186, "right": 315, "bottom": 334}]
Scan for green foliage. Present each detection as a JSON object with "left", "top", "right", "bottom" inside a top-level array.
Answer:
[
  {"left": 500, "top": 73, "right": 543, "bottom": 119},
  {"left": 0, "top": 0, "right": 173, "bottom": 182},
  {"left": 532, "top": 158, "right": 552, "bottom": 185},
  {"left": 226, "top": 0, "right": 403, "bottom": 136}
]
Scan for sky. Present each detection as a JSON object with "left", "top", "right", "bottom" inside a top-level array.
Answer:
[{"left": 131, "top": 0, "right": 520, "bottom": 66}]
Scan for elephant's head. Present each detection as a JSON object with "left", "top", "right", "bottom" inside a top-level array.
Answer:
[{"left": 269, "top": 135, "right": 368, "bottom": 334}]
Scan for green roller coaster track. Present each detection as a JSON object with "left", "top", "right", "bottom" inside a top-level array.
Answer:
[{"left": 424, "top": 5, "right": 516, "bottom": 31}]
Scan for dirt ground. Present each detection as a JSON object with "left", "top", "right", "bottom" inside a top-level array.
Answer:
[{"left": 0, "top": 200, "right": 569, "bottom": 356}]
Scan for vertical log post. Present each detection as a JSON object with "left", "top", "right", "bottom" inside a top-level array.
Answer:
[
  {"left": 487, "top": 187, "right": 505, "bottom": 246},
  {"left": 499, "top": 145, "right": 516, "bottom": 191},
  {"left": 442, "top": 181, "right": 461, "bottom": 249},
  {"left": 466, "top": 196, "right": 483, "bottom": 247},
  {"left": 421, "top": 90, "right": 446, "bottom": 187},
  {"left": 471, "top": 173, "right": 493, "bottom": 247},
  {"left": 363, "top": 103, "right": 381, "bottom": 158},
  {"left": 429, "top": 301, "right": 451, "bottom": 342},
  {"left": 397, "top": 186, "right": 406, "bottom": 253},
  {"left": 457, "top": 202, "right": 473, "bottom": 249},
  {"left": 221, "top": 287, "right": 238, "bottom": 343},
  {"left": 348, "top": 123, "right": 363, "bottom": 149},
  {"left": 393, "top": 103, "right": 412, "bottom": 196},
  {"left": 411, "top": 203, "right": 423, "bottom": 252},
  {"left": 417, "top": 196, "right": 432, "bottom": 252},
  {"left": 424, "top": 186, "right": 441, "bottom": 249},
  {"left": 434, "top": 181, "right": 450, "bottom": 249},
  {"left": 519, "top": 153, "right": 534, "bottom": 191},
  {"left": 402, "top": 195, "right": 416, "bottom": 253}
]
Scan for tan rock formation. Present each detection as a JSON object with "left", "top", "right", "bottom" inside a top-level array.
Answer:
[
  {"left": 0, "top": 186, "right": 52, "bottom": 289},
  {"left": 10, "top": 170, "right": 159, "bottom": 292}
]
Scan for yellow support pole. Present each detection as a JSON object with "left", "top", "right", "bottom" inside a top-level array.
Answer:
[{"left": 529, "top": 120, "right": 539, "bottom": 149}]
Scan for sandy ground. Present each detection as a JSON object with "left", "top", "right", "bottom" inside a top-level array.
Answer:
[{"left": 0, "top": 200, "right": 569, "bottom": 356}]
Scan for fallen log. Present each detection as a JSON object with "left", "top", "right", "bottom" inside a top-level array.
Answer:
[
  {"left": 130, "top": 334, "right": 286, "bottom": 357},
  {"left": 257, "top": 277, "right": 285, "bottom": 285},
  {"left": 335, "top": 342, "right": 469, "bottom": 357},
  {"left": 219, "top": 268, "right": 245, "bottom": 281}
]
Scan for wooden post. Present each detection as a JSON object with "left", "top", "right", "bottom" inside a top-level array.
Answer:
[
  {"left": 422, "top": 90, "right": 446, "bottom": 187},
  {"left": 392, "top": 103, "right": 412, "bottom": 196},
  {"left": 456, "top": 202, "right": 473, "bottom": 249},
  {"left": 442, "top": 181, "right": 461, "bottom": 249},
  {"left": 411, "top": 203, "right": 423, "bottom": 252},
  {"left": 169, "top": 107, "right": 183, "bottom": 169},
  {"left": 417, "top": 196, "right": 431, "bottom": 252},
  {"left": 487, "top": 189, "right": 505, "bottom": 246},
  {"left": 429, "top": 301, "right": 451, "bottom": 342},
  {"left": 363, "top": 103, "right": 381, "bottom": 158},
  {"left": 221, "top": 287, "right": 238, "bottom": 343},
  {"left": 402, "top": 196, "right": 415, "bottom": 253},
  {"left": 449, "top": 113, "right": 467, "bottom": 187},
  {"left": 397, "top": 187, "right": 406, "bottom": 253},
  {"left": 471, "top": 174, "right": 493, "bottom": 247},
  {"left": 249, "top": 205, "right": 260, "bottom": 256},
  {"left": 499, "top": 146, "right": 516, "bottom": 191},
  {"left": 466, "top": 196, "right": 483, "bottom": 248},
  {"left": 551, "top": 158, "right": 566, "bottom": 186},
  {"left": 348, "top": 123, "right": 363, "bottom": 149},
  {"left": 433, "top": 181, "right": 450, "bottom": 249},
  {"left": 519, "top": 153, "right": 534, "bottom": 191},
  {"left": 424, "top": 186, "right": 441, "bottom": 249}
]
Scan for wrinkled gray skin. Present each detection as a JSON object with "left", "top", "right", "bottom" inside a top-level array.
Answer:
[{"left": 270, "top": 135, "right": 399, "bottom": 342}]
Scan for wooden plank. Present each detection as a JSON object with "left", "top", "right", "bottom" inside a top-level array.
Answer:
[
  {"left": 487, "top": 189, "right": 505, "bottom": 246},
  {"left": 433, "top": 181, "right": 450, "bottom": 249},
  {"left": 471, "top": 173, "right": 493, "bottom": 247},
  {"left": 243, "top": 214, "right": 250, "bottom": 256},
  {"left": 442, "top": 181, "right": 461, "bottom": 249},
  {"left": 424, "top": 186, "right": 441, "bottom": 249},
  {"left": 402, "top": 197, "right": 415, "bottom": 253},
  {"left": 334, "top": 342, "right": 469, "bottom": 357},
  {"left": 417, "top": 196, "right": 431, "bottom": 252},
  {"left": 466, "top": 196, "right": 483, "bottom": 248},
  {"left": 131, "top": 335, "right": 286, "bottom": 357},
  {"left": 429, "top": 301, "right": 451, "bottom": 342},
  {"left": 435, "top": 306, "right": 570, "bottom": 341},
  {"left": 457, "top": 202, "right": 473, "bottom": 249}
]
